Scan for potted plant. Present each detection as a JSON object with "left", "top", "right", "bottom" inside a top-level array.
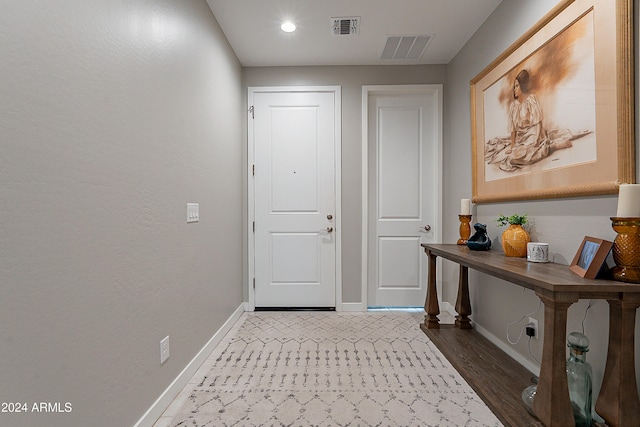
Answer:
[{"left": 497, "top": 214, "right": 531, "bottom": 257}]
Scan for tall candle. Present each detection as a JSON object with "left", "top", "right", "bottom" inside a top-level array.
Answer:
[
  {"left": 617, "top": 184, "right": 640, "bottom": 217},
  {"left": 460, "top": 199, "right": 471, "bottom": 215}
]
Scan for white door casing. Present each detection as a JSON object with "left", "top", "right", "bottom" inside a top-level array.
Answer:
[
  {"left": 248, "top": 87, "right": 341, "bottom": 309},
  {"left": 362, "top": 85, "right": 443, "bottom": 308}
]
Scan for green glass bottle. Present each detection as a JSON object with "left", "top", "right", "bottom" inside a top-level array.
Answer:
[{"left": 566, "top": 332, "right": 593, "bottom": 427}]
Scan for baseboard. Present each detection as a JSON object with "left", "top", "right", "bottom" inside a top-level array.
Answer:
[
  {"left": 133, "top": 303, "right": 245, "bottom": 427},
  {"left": 441, "top": 301, "right": 455, "bottom": 316},
  {"left": 440, "top": 301, "right": 539, "bottom": 376},
  {"left": 473, "top": 321, "right": 540, "bottom": 377},
  {"left": 341, "top": 302, "right": 365, "bottom": 312}
]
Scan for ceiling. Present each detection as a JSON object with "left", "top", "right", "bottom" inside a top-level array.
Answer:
[{"left": 206, "top": 0, "right": 503, "bottom": 67}]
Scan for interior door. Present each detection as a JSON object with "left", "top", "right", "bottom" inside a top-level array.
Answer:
[
  {"left": 367, "top": 89, "right": 441, "bottom": 307},
  {"left": 251, "top": 89, "right": 338, "bottom": 308}
]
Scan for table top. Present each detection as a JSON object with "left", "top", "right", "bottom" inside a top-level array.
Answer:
[{"left": 421, "top": 243, "right": 640, "bottom": 295}]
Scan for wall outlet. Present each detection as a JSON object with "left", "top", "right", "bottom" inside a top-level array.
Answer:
[
  {"left": 527, "top": 317, "right": 539, "bottom": 339},
  {"left": 160, "top": 336, "right": 170, "bottom": 364}
]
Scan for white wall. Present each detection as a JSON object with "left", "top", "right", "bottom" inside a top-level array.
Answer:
[
  {"left": 446, "top": 0, "right": 640, "bottom": 407},
  {"left": 0, "top": 1, "right": 243, "bottom": 426}
]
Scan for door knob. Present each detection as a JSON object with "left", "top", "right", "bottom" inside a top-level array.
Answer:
[
  {"left": 419, "top": 225, "right": 431, "bottom": 232},
  {"left": 327, "top": 214, "right": 333, "bottom": 220},
  {"left": 326, "top": 226, "right": 334, "bottom": 233}
]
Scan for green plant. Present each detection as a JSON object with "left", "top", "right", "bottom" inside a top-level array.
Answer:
[{"left": 496, "top": 214, "right": 528, "bottom": 226}]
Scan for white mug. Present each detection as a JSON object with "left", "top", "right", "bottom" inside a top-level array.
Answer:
[{"left": 527, "top": 242, "right": 549, "bottom": 263}]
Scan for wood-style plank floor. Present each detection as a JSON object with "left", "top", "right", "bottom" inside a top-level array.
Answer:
[{"left": 421, "top": 324, "right": 545, "bottom": 427}]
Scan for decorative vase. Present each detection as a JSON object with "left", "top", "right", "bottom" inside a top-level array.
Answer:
[
  {"left": 501, "top": 224, "right": 531, "bottom": 257},
  {"left": 521, "top": 381, "right": 537, "bottom": 416}
]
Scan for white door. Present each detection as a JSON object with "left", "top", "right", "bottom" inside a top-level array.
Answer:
[
  {"left": 250, "top": 88, "right": 340, "bottom": 308},
  {"left": 366, "top": 87, "right": 442, "bottom": 307}
]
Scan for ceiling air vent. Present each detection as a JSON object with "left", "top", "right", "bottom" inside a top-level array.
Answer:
[
  {"left": 332, "top": 17, "right": 360, "bottom": 36},
  {"left": 381, "top": 34, "right": 434, "bottom": 60}
]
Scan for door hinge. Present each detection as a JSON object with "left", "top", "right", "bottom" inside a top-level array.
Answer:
[
  {"left": 253, "top": 221, "right": 255, "bottom": 232},
  {"left": 253, "top": 278, "right": 256, "bottom": 289},
  {"left": 252, "top": 164, "right": 255, "bottom": 176},
  {"left": 249, "top": 105, "right": 254, "bottom": 119}
]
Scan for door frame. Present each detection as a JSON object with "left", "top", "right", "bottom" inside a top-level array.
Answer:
[
  {"left": 247, "top": 86, "right": 342, "bottom": 311},
  {"left": 361, "top": 85, "right": 444, "bottom": 309}
]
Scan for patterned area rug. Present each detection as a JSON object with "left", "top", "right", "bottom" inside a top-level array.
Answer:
[{"left": 166, "top": 311, "right": 502, "bottom": 427}]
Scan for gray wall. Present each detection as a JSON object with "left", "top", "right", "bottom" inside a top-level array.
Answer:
[
  {"left": 0, "top": 1, "right": 243, "bottom": 426},
  {"left": 446, "top": 0, "right": 640, "bottom": 403},
  {"left": 243, "top": 66, "right": 447, "bottom": 303}
]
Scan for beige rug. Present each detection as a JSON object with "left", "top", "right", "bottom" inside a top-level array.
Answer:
[{"left": 164, "top": 311, "right": 503, "bottom": 426}]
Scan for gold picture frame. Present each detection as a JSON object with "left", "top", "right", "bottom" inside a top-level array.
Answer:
[
  {"left": 470, "top": 0, "right": 634, "bottom": 203},
  {"left": 569, "top": 236, "right": 613, "bottom": 279}
]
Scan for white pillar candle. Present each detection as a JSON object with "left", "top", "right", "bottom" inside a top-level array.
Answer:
[
  {"left": 460, "top": 199, "right": 471, "bottom": 215},
  {"left": 617, "top": 184, "right": 640, "bottom": 217}
]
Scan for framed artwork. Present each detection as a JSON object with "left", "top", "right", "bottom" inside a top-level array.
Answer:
[
  {"left": 470, "top": 0, "right": 635, "bottom": 203},
  {"left": 569, "top": 236, "right": 613, "bottom": 279}
]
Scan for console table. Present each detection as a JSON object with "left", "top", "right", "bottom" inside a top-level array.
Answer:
[{"left": 421, "top": 244, "right": 640, "bottom": 427}]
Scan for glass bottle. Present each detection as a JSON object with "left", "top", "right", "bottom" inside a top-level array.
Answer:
[
  {"left": 566, "top": 332, "right": 593, "bottom": 427},
  {"left": 521, "top": 377, "right": 537, "bottom": 416}
]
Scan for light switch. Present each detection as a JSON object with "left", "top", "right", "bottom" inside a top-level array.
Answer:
[
  {"left": 160, "top": 336, "right": 170, "bottom": 364},
  {"left": 187, "top": 203, "right": 199, "bottom": 223}
]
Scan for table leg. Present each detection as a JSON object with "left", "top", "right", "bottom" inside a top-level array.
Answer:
[
  {"left": 533, "top": 290, "right": 577, "bottom": 427},
  {"left": 455, "top": 265, "right": 472, "bottom": 329},
  {"left": 423, "top": 249, "right": 440, "bottom": 329},
  {"left": 595, "top": 296, "right": 640, "bottom": 427}
]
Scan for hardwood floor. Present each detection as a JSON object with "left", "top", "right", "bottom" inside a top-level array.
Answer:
[{"left": 421, "top": 324, "right": 545, "bottom": 427}]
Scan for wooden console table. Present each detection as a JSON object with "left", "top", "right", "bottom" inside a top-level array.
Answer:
[{"left": 421, "top": 244, "right": 640, "bottom": 427}]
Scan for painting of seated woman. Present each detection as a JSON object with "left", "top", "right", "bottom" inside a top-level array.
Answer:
[{"left": 481, "top": 12, "right": 597, "bottom": 182}]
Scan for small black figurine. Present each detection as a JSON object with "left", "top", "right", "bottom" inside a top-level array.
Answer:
[{"left": 466, "top": 223, "right": 491, "bottom": 251}]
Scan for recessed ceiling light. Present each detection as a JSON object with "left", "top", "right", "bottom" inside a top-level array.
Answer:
[{"left": 280, "top": 21, "right": 296, "bottom": 33}]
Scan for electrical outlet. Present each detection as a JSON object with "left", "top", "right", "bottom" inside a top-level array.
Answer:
[
  {"left": 527, "top": 317, "right": 539, "bottom": 339},
  {"left": 160, "top": 336, "right": 170, "bottom": 364}
]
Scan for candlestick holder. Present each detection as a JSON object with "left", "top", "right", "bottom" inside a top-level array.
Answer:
[
  {"left": 610, "top": 217, "right": 640, "bottom": 283},
  {"left": 458, "top": 215, "right": 472, "bottom": 245}
]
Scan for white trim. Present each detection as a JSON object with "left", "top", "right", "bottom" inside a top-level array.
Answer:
[
  {"left": 341, "top": 302, "right": 365, "bottom": 312},
  {"left": 440, "top": 302, "right": 540, "bottom": 376},
  {"left": 247, "top": 88, "right": 256, "bottom": 311},
  {"left": 361, "top": 85, "right": 444, "bottom": 309},
  {"left": 134, "top": 303, "right": 245, "bottom": 427},
  {"left": 441, "top": 301, "right": 455, "bottom": 315},
  {"left": 247, "top": 86, "right": 342, "bottom": 310}
]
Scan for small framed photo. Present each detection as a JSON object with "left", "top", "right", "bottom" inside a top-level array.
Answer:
[{"left": 569, "top": 236, "right": 613, "bottom": 279}]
